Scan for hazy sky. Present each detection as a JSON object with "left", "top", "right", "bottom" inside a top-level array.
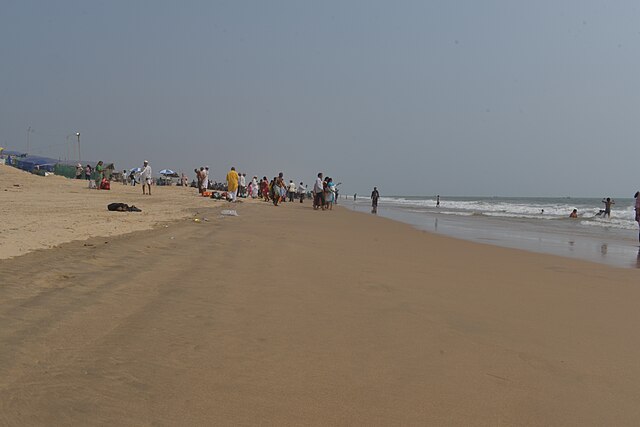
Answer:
[{"left": 2, "top": 1, "right": 640, "bottom": 196}]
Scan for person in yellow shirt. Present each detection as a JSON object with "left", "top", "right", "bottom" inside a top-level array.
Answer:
[{"left": 226, "top": 166, "right": 239, "bottom": 202}]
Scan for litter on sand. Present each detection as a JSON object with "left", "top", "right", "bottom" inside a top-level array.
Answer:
[{"left": 220, "top": 210, "right": 238, "bottom": 216}]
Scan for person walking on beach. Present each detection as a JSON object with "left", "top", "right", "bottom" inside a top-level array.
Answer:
[
  {"left": 196, "top": 167, "right": 205, "bottom": 194},
  {"left": 325, "top": 178, "right": 336, "bottom": 210},
  {"left": 239, "top": 173, "right": 246, "bottom": 197},
  {"left": 75, "top": 164, "right": 83, "bottom": 179},
  {"left": 226, "top": 166, "right": 239, "bottom": 202},
  {"left": 371, "top": 187, "right": 380, "bottom": 214},
  {"left": 313, "top": 173, "right": 324, "bottom": 210},
  {"left": 94, "top": 161, "right": 104, "bottom": 189},
  {"left": 601, "top": 197, "right": 615, "bottom": 218},
  {"left": 297, "top": 182, "right": 306, "bottom": 203},
  {"left": 140, "top": 160, "right": 152, "bottom": 195},
  {"left": 204, "top": 167, "right": 210, "bottom": 190},
  {"left": 85, "top": 164, "right": 92, "bottom": 181},
  {"left": 288, "top": 180, "right": 296, "bottom": 202}
]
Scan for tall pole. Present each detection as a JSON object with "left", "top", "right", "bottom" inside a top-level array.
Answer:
[
  {"left": 26, "top": 126, "right": 31, "bottom": 153},
  {"left": 76, "top": 132, "right": 81, "bottom": 162}
]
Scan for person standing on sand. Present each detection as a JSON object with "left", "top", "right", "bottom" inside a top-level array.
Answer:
[
  {"left": 140, "top": 160, "right": 152, "bottom": 195},
  {"left": 601, "top": 197, "right": 615, "bottom": 218},
  {"left": 239, "top": 173, "right": 246, "bottom": 197},
  {"left": 94, "top": 161, "right": 104, "bottom": 189},
  {"left": 313, "top": 173, "right": 324, "bottom": 210},
  {"left": 226, "top": 166, "right": 239, "bottom": 202},
  {"left": 371, "top": 187, "right": 380, "bottom": 214},
  {"left": 75, "top": 164, "right": 83, "bottom": 179},
  {"left": 197, "top": 167, "right": 205, "bottom": 194},
  {"left": 288, "top": 180, "right": 296, "bottom": 202},
  {"left": 298, "top": 182, "right": 306, "bottom": 203}
]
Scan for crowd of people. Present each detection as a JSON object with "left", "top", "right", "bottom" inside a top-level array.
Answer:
[
  {"left": 82, "top": 158, "right": 353, "bottom": 212},
  {"left": 187, "top": 167, "right": 347, "bottom": 210}
]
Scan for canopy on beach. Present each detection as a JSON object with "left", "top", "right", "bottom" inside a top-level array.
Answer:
[
  {"left": 159, "top": 169, "right": 177, "bottom": 176},
  {"left": 130, "top": 167, "right": 142, "bottom": 173}
]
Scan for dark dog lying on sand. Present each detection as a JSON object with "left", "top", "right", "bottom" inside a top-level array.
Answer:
[{"left": 107, "top": 203, "right": 142, "bottom": 212}]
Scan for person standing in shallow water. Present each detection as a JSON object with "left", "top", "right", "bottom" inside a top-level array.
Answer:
[
  {"left": 601, "top": 197, "right": 615, "bottom": 218},
  {"left": 371, "top": 187, "right": 379, "bottom": 214},
  {"left": 635, "top": 191, "right": 640, "bottom": 243},
  {"left": 436, "top": 195, "right": 440, "bottom": 207}
]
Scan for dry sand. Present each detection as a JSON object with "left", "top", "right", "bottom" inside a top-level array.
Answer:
[
  {"left": 0, "top": 164, "right": 212, "bottom": 259},
  {"left": 2, "top": 164, "right": 640, "bottom": 425}
]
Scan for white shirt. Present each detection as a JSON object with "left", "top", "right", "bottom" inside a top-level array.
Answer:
[
  {"left": 140, "top": 165, "right": 152, "bottom": 179},
  {"left": 314, "top": 177, "right": 323, "bottom": 194},
  {"left": 288, "top": 182, "right": 297, "bottom": 192},
  {"left": 240, "top": 175, "right": 246, "bottom": 186}
]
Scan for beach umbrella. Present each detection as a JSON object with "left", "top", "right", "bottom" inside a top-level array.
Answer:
[
  {"left": 159, "top": 169, "right": 176, "bottom": 176},
  {"left": 130, "top": 167, "right": 141, "bottom": 173}
]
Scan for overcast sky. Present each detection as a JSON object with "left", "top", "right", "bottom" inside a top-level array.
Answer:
[{"left": 2, "top": 1, "right": 640, "bottom": 197}]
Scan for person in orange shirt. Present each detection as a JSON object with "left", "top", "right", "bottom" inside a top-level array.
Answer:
[{"left": 226, "top": 166, "right": 239, "bottom": 202}]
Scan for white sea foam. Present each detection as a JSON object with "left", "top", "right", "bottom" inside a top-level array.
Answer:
[{"left": 373, "top": 196, "right": 638, "bottom": 230}]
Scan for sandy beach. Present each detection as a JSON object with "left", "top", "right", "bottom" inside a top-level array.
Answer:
[
  {"left": 0, "top": 165, "right": 212, "bottom": 259},
  {"left": 2, "top": 164, "right": 640, "bottom": 425}
]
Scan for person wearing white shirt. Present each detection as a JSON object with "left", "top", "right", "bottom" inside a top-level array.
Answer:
[
  {"left": 239, "top": 173, "right": 246, "bottom": 197},
  {"left": 313, "top": 172, "right": 324, "bottom": 210},
  {"left": 140, "top": 160, "right": 152, "bottom": 195},
  {"left": 287, "top": 180, "right": 296, "bottom": 202},
  {"left": 297, "top": 182, "right": 306, "bottom": 203}
]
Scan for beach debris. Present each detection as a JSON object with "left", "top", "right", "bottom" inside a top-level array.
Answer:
[
  {"left": 202, "top": 217, "right": 209, "bottom": 222},
  {"left": 220, "top": 210, "right": 238, "bottom": 217},
  {"left": 107, "top": 203, "right": 141, "bottom": 212},
  {"left": 194, "top": 218, "right": 201, "bottom": 223}
]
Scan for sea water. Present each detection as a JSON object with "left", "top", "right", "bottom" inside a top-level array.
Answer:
[{"left": 347, "top": 196, "right": 640, "bottom": 269}]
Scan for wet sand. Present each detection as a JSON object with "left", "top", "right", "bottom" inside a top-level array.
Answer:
[{"left": 2, "top": 192, "right": 640, "bottom": 425}]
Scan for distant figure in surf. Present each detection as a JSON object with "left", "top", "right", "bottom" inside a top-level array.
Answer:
[
  {"left": 569, "top": 209, "right": 578, "bottom": 218},
  {"left": 635, "top": 191, "right": 640, "bottom": 242},
  {"left": 601, "top": 197, "right": 615, "bottom": 218},
  {"left": 436, "top": 195, "right": 440, "bottom": 207}
]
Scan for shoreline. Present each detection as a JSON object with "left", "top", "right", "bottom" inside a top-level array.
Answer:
[{"left": 348, "top": 200, "right": 640, "bottom": 269}]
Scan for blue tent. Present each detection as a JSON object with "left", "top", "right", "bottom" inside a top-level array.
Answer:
[{"left": 14, "top": 155, "right": 58, "bottom": 172}]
